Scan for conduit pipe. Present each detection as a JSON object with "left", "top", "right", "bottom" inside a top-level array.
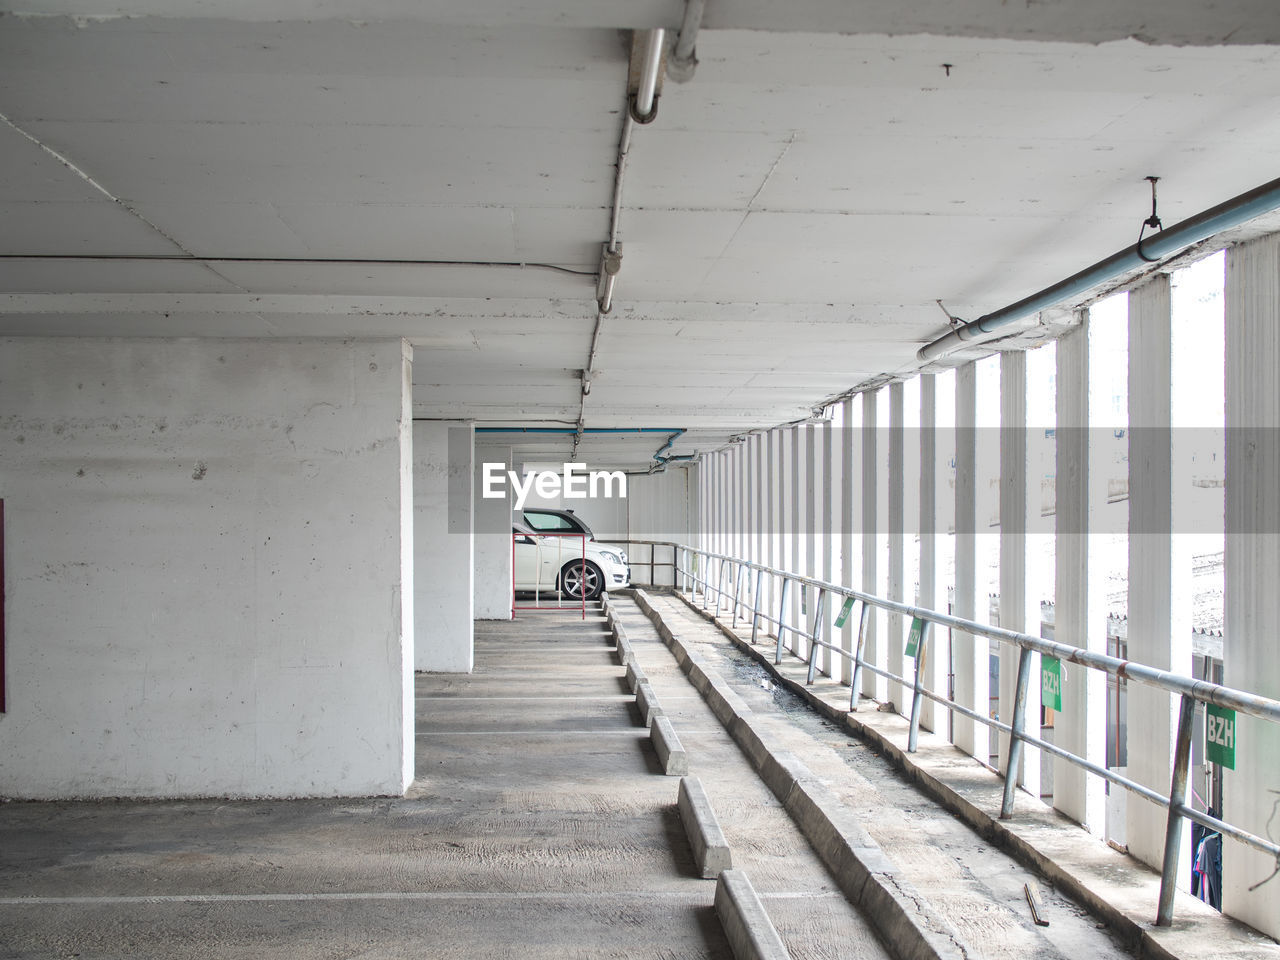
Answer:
[
  {"left": 917, "top": 174, "right": 1280, "bottom": 364},
  {"left": 632, "top": 28, "right": 666, "bottom": 122},
  {"left": 668, "top": 0, "right": 704, "bottom": 83}
]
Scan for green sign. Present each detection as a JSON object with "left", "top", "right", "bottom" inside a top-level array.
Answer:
[
  {"left": 801, "top": 587, "right": 807, "bottom": 616},
  {"left": 1042, "top": 657, "right": 1063, "bottom": 712},
  {"left": 834, "top": 597, "right": 856, "bottom": 629},
  {"left": 905, "top": 617, "right": 925, "bottom": 658},
  {"left": 1206, "top": 704, "right": 1237, "bottom": 770}
]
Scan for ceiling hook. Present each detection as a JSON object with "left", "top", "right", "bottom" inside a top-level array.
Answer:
[{"left": 1137, "top": 175, "right": 1164, "bottom": 263}]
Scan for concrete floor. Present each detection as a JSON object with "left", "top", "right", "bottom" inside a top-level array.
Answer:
[
  {"left": 11, "top": 595, "right": 1254, "bottom": 959},
  {"left": 0, "top": 609, "right": 884, "bottom": 959}
]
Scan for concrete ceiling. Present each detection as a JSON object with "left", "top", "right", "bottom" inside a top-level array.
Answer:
[{"left": 4, "top": 1, "right": 1280, "bottom": 469}]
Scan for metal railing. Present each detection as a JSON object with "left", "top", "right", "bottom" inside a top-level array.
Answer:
[
  {"left": 630, "top": 540, "right": 1280, "bottom": 928},
  {"left": 597, "top": 538, "right": 682, "bottom": 588}
]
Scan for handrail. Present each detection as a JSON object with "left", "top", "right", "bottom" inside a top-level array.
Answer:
[{"left": 620, "top": 539, "right": 1280, "bottom": 929}]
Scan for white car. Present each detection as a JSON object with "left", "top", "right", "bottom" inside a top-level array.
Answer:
[{"left": 512, "top": 520, "right": 630, "bottom": 601}]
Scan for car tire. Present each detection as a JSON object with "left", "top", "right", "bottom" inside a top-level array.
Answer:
[{"left": 559, "top": 560, "right": 604, "bottom": 601}]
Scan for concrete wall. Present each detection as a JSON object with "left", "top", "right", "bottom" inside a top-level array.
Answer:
[
  {"left": 413, "top": 422, "right": 473, "bottom": 672},
  {"left": 0, "top": 337, "right": 414, "bottom": 799},
  {"left": 474, "top": 444, "right": 513, "bottom": 619},
  {"left": 625, "top": 466, "right": 695, "bottom": 586}
]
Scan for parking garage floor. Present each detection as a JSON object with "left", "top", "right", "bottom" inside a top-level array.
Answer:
[
  {"left": 0, "top": 608, "right": 880, "bottom": 959},
  {"left": 5, "top": 598, "right": 1270, "bottom": 959}
]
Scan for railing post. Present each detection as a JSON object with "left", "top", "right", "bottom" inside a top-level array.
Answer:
[
  {"left": 717, "top": 558, "right": 729, "bottom": 614},
  {"left": 1156, "top": 695, "right": 1196, "bottom": 926},
  {"left": 907, "top": 621, "right": 930, "bottom": 752},
  {"left": 849, "top": 601, "right": 870, "bottom": 711},
  {"left": 700, "top": 553, "right": 710, "bottom": 609},
  {"left": 775, "top": 578, "right": 791, "bottom": 664},
  {"left": 1000, "top": 644, "right": 1036, "bottom": 818},
  {"left": 732, "top": 561, "right": 745, "bottom": 626},
  {"left": 750, "top": 568, "right": 764, "bottom": 644},
  {"left": 806, "top": 588, "right": 827, "bottom": 684}
]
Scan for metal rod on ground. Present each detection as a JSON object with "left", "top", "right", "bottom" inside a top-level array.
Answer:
[
  {"left": 775, "top": 579, "right": 791, "bottom": 664},
  {"left": 1157, "top": 694, "right": 1197, "bottom": 926},
  {"left": 850, "top": 601, "right": 870, "bottom": 711},
  {"left": 1001, "top": 645, "right": 1037, "bottom": 818},
  {"left": 750, "top": 568, "right": 764, "bottom": 644},
  {"left": 807, "top": 589, "right": 827, "bottom": 684},
  {"left": 908, "top": 622, "right": 930, "bottom": 753},
  {"left": 732, "top": 561, "right": 745, "bottom": 626}
]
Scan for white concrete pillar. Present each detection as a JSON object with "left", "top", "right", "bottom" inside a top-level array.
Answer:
[
  {"left": 0, "top": 337, "right": 415, "bottom": 798},
  {"left": 1223, "top": 234, "right": 1280, "bottom": 938},
  {"left": 791, "top": 426, "right": 805, "bottom": 654},
  {"left": 954, "top": 363, "right": 986, "bottom": 756},
  {"left": 804, "top": 423, "right": 818, "bottom": 660},
  {"left": 997, "top": 353, "right": 1044, "bottom": 793},
  {"left": 839, "top": 398, "right": 857, "bottom": 684},
  {"left": 1126, "top": 276, "right": 1193, "bottom": 877},
  {"left": 888, "top": 382, "right": 906, "bottom": 710},
  {"left": 779, "top": 428, "right": 794, "bottom": 638},
  {"left": 861, "top": 391, "right": 883, "bottom": 701},
  {"left": 474, "top": 444, "right": 514, "bottom": 620},
  {"left": 414, "top": 421, "right": 474, "bottom": 672},
  {"left": 755, "top": 432, "right": 765, "bottom": 569},
  {"left": 820, "top": 420, "right": 834, "bottom": 677},
  {"left": 1055, "top": 316, "right": 1108, "bottom": 833},
  {"left": 918, "top": 375, "right": 945, "bottom": 732},
  {"left": 765, "top": 430, "right": 777, "bottom": 615}
]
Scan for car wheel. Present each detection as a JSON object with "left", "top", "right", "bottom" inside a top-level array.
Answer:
[{"left": 559, "top": 560, "right": 603, "bottom": 601}]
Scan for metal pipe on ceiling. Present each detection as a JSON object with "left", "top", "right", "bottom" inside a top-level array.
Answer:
[
  {"left": 632, "top": 28, "right": 666, "bottom": 121},
  {"left": 668, "top": 0, "right": 704, "bottom": 83},
  {"left": 917, "top": 174, "right": 1280, "bottom": 364}
]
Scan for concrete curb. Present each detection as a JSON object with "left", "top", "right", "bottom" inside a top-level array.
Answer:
[
  {"left": 714, "top": 869, "right": 791, "bottom": 960},
  {"left": 636, "top": 680, "right": 664, "bottom": 726},
  {"left": 678, "top": 776, "right": 733, "bottom": 878},
  {"left": 651, "top": 714, "right": 689, "bottom": 776},
  {"left": 601, "top": 595, "right": 636, "bottom": 667},
  {"left": 624, "top": 660, "right": 646, "bottom": 694},
  {"left": 632, "top": 589, "right": 969, "bottom": 960}
]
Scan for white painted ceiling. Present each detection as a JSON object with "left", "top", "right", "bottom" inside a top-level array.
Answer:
[{"left": 3, "top": 1, "right": 1280, "bottom": 469}]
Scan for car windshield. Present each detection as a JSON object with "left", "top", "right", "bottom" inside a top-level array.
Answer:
[{"left": 523, "top": 509, "right": 595, "bottom": 539}]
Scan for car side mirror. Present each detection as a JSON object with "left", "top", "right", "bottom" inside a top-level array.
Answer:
[{"left": 516, "top": 535, "right": 536, "bottom": 545}]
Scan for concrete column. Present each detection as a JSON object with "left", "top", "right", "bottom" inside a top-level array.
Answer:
[
  {"left": 791, "top": 426, "right": 805, "bottom": 654},
  {"left": 754, "top": 433, "right": 764, "bottom": 568},
  {"left": 918, "top": 374, "right": 945, "bottom": 732},
  {"left": 1126, "top": 276, "right": 1192, "bottom": 877},
  {"left": 997, "top": 353, "right": 1044, "bottom": 792},
  {"left": 414, "top": 422, "right": 474, "bottom": 672},
  {"left": 954, "top": 363, "right": 986, "bottom": 757},
  {"left": 1224, "top": 234, "right": 1280, "bottom": 938},
  {"left": 474, "top": 444, "right": 514, "bottom": 620},
  {"left": 861, "top": 391, "right": 883, "bottom": 701},
  {"left": 888, "top": 382, "right": 906, "bottom": 710},
  {"left": 762, "top": 431, "right": 773, "bottom": 612},
  {"left": 804, "top": 423, "right": 817, "bottom": 660},
  {"left": 839, "top": 398, "right": 856, "bottom": 684},
  {"left": 778, "top": 429, "right": 793, "bottom": 638},
  {"left": 1055, "top": 317, "right": 1108, "bottom": 833},
  {"left": 0, "top": 337, "right": 414, "bottom": 798},
  {"left": 820, "top": 420, "right": 834, "bottom": 677}
]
